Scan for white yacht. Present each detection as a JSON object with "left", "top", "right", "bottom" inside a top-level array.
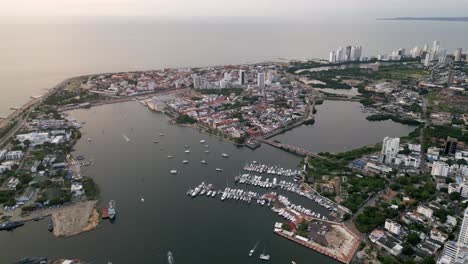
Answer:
[{"left": 170, "top": 170, "right": 178, "bottom": 174}]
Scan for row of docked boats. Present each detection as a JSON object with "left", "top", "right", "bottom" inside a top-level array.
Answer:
[
  {"left": 235, "top": 174, "right": 301, "bottom": 189},
  {"left": 220, "top": 188, "right": 259, "bottom": 203},
  {"left": 277, "top": 195, "right": 328, "bottom": 221},
  {"left": 187, "top": 182, "right": 217, "bottom": 198},
  {"left": 243, "top": 161, "right": 302, "bottom": 178}
]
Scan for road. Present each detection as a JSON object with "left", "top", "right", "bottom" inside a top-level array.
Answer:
[{"left": 419, "top": 98, "right": 429, "bottom": 171}]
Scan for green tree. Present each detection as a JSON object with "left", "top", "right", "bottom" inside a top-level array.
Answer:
[{"left": 407, "top": 232, "right": 421, "bottom": 245}]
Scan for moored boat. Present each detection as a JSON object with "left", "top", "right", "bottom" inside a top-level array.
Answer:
[
  {"left": 0, "top": 221, "right": 24, "bottom": 231},
  {"left": 102, "top": 208, "right": 109, "bottom": 219},
  {"left": 108, "top": 200, "right": 116, "bottom": 220}
]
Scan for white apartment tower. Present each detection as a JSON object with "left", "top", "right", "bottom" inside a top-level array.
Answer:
[
  {"left": 459, "top": 208, "right": 468, "bottom": 245},
  {"left": 380, "top": 137, "right": 400, "bottom": 164}
]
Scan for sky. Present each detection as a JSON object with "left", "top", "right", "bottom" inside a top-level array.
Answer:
[{"left": 2, "top": 0, "right": 468, "bottom": 19}]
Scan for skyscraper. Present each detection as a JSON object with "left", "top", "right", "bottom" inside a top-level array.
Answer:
[
  {"left": 454, "top": 48, "right": 463, "bottom": 62},
  {"left": 257, "top": 72, "right": 265, "bottom": 89},
  {"left": 459, "top": 208, "right": 468, "bottom": 245},
  {"left": 447, "top": 71, "right": 455, "bottom": 86},
  {"left": 329, "top": 51, "right": 336, "bottom": 63},
  {"left": 345, "top": 46, "right": 352, "bottom": 61},
  {"left": 239, "top": 70, "right": 246, "bottom": 85},
  {"left": 336, "top": 47, "right": 344, "bottom": 63},
  {"left": 380, "top": 137, "right": 400, "bottom": 164},
  {"left": 433, "top": 40, "right": 440, "bottom": 53},
  {"left": 423, "top": 53, "right": 431, "bottom": 66}
]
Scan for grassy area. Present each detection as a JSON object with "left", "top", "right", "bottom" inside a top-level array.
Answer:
[{"left": 342, "top": 176, "right": 386, "bottom": 212}]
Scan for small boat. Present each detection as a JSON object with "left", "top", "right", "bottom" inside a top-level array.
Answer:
[
  {"left": 0, "top": 221, "right": 24, "bottom": 231},
  {"left": 221, "top": 153, "right": 229, "bottom": 158},
  {"left": 47, "top": 219, "right": 53, "bottom": 232},
  {"left": 170, "top": 170, "right": 178, "bottom": 174},
  {"left": 201, "top": 160, "right": 207, "bottom": 164},
  {"left": 141, "top": 198, "right": 145, "bottom": 203},
  {"left": 205, "top": 144, "right": 209, "bottom": 148},
  {"left": 216, "top": 168, "right": 223, "bottom": 172},
  {"left": 167, "top": 251, "right": 174, "bottom": 264},
  {"left": 87, "top": 138, "right": 91, "bottom": 142},
  {"left": 185, "top": 150, "right": 191, "bottom": 153},
  {"left": 249, "top": 241, "right": 260, "bottom": 257},
  {"left": 184, "top": 145, "right": 190, "bottom": 148},
  {"left": 259, "top": 246, "right": 270, "bottom": 261},
  {"left": 205, "top": 150, "right": 210, "bottom": 153},
  {"left": 159, "top": 133, "right": 165, "bottom": 136},
  {"left": 182, "top": 160, "right": 189, "bottom": 164},
  {"left": 291, "top": 261, "right": 297, "bottom": 264},
  {"left": 108, "top": 200, "right": 116, "bottom": 220},
  {"left": 167, "top": 156, "right": 174, "bottom": 159},
  {"left": 200, "top": 140, "right": 206, "bottom": 143},
  {"left": 153, "top": 140, "right": 159, "bottom": 143}
]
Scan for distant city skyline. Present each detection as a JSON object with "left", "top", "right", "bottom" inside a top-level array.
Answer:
[{"left": 2, "top": 0, "right": 468, "bottom": 19}]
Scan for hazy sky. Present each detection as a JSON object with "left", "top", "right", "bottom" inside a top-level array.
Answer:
[{"left": 3, "top": 0, "right": 468, "bottom": 18}]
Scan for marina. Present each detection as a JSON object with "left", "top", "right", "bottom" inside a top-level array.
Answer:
[{"left": 0, "top": 101, "right": 413, "bottom": 263}]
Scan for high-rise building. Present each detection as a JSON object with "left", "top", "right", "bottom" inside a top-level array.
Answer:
[
  {"left": 439, "top": 49, "right": 448, "bottom": 64},
  {"left": 257, "top": 72, "right": 265, "bottom": 89},
  {"left": 345, "top": 46, "right": 352, "bottom": 61},
  {"left": 438, "top": 240, "right": 468, "bottom": 264},
  {"left": 454, "top": 48, "right": 463, "bottom": 62},
  {"left": 193, "top": 75, "right": 202, "bottom": 89},
  {"left": 424, "top": 53, "right": 431, "bottom": 67},
  {"left": 336, "top": 47, "right": 344, "bottom": 63},
  {"left": 433, "top": 40, "right": 441, "bottom": 53},
  {"left": 239, "top": 70, "right": 246, "bottom": 85},
  {"left": 459, "top": 208, "right": 468, "bottom": 245},
  {"left": 329, "top": 51, "right": 336, "bottom": 63},
  {"left": 380, "top": 137, "right": 400, "bottom": 164},
  {"left": 444, "top": 137, "right": 458, "bottom": 155}
]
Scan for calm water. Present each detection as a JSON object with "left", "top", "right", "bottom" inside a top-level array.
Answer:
[
  {"left": 272, "top": 100, "right": 415, "bottom": 153},
  {"left": 1, "top": 18, "right": 468, "bottom": 116},
  {"left": 0, "top": 101, "right": 415, "bottom": 263}
]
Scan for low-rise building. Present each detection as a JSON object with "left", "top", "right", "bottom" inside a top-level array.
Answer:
[
  {"left": 5, "top": 151, "right": 24, "bottom": 161},
  {"left": 385, "top": 219, "right": 402, "bottom": 235},
  {"left": 417, "top": 205, "right": 434, "bottom": 219}
]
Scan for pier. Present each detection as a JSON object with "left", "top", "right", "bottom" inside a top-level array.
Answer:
[{"left": 274, "top": 227, "right": 360, "bottom": 264}]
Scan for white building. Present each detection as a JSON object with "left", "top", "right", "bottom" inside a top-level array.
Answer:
[
  {"left": 459, "top": 208, "right": 468, "bottom": 245},
  {"left": 408, "top": 144, "right": 422, "bottom": 152},
  {"left": 384, "top": 219, "right": 402, "bottom": 235},
  {"left": 417, "top": 205, "right": 433, "bottom": 219},
  {"left": 5, "top": 151, "right": 24, "bottom": 161},
  {"left": 438, "top": 240, "right": 468, "bottom": 264},
  {"left": 257, "top": 72, "right": 265, "bottom": 89},
  {"left": 329, "top": 51, "right": 336, "bottom": 63},
  {"left": 0, "top": 149, "right": 6, "bottom": 161},
  {"left": 380, "top": 137, "right": 400, "bottom": 164},
  {"left": 432, "top": 161, "right": 450, "bottom": 177},
  {"left": 16, "top": 132, "right": 50, "bottom": 147},
  {"left": 424, "top": 53, "right": 431, "bottom": 67}
]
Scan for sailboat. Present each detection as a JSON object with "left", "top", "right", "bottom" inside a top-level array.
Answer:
[
  {"left": 259, "top": 246, "right": 270, "bottom": 261},
  {"left": 249, "top": 241, "right": 260, "bottom": 257}
]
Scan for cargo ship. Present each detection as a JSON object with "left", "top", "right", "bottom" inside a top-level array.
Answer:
[
  {"left": 108, "top": 200, "right": 116, "bottom": 220},
  {"left": 0, "top": 221, "right": 24, "bottom": 231}
]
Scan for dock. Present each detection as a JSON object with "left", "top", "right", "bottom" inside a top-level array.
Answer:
[{"left": 274, "top": 221, "right": 360, "bottom": 264}]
